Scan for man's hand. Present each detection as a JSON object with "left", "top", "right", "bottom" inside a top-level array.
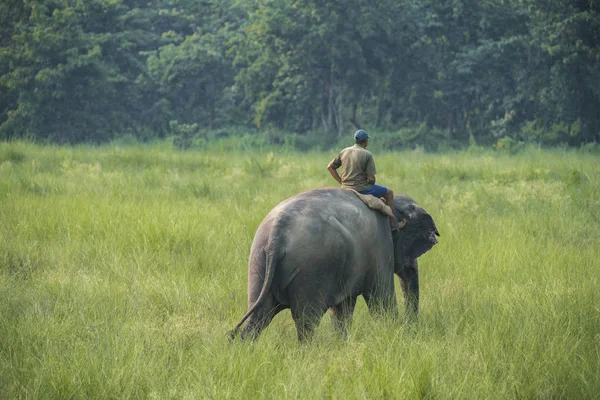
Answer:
[{"left": 327, "top": 165, "right": 342, "bottom": 185}]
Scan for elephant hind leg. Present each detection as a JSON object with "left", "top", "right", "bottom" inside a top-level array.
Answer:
[
  {"left": 329, "top": 296, "right": 357, "bottom": 340},
  {"left": 291, "top": 301, "right": 327, "bottom": 343},
  {"left": 240, "top": 295, "right": 284, "bottom": 341},
  {"left": 292, "top": 313, "right": 320, "bottom": 343}
]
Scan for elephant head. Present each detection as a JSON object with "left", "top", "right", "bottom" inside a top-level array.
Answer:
[
  {"left": 392, "top": 195, "right": 440, "bottom": 268},
  {"left": 390, "top": 195, "right": 439, "bottom": 319}
]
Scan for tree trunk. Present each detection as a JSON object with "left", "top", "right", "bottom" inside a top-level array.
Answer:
[
  {"left": 578, "top": 115, "right": 585, "bottom": 143},
  {"left": 336, "top": 89, "right": 344, "bottom": 136},
  {"left": 327, "top": 62, "right": 334, "bottom": 133},
  {"left": 350, "top": 102, "right": 361, "bottom": 129},
  {"left": 209, "top": 79, "right": 215, "bottom": 129},
  {"left": 321, "top": 105, "right": 328, "bottom": 131},
  {"left": 447, "top": 110, "right": 456, "bottom": 133}
]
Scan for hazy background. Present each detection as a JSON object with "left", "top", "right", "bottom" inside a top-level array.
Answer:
[{"left": 1, "top": 0, "right": 599, "bottom": 149}]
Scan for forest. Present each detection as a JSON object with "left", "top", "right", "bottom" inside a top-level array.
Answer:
[{"left": 1, "top": 0, "right": 599, "bottom": 149}]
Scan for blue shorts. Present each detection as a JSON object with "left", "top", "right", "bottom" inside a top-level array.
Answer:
[{"left": 359, "top": 184, "right": 388, "bottom": 198}]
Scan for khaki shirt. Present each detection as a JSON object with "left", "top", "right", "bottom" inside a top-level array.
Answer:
[{"left": 328, "top": 144, "right": 377, "bottom": 192}]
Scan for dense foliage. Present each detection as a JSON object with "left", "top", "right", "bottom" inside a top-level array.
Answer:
[{"left": 1, "top": 0, "right": 599, "bottom": 147}]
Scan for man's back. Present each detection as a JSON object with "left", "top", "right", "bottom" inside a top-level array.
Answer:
[
  {"left": 328, "top": 144, "right": 376, "bottom": 192},
  {"left": 327, "top": 129, "right": 398, "bottom": 230}
]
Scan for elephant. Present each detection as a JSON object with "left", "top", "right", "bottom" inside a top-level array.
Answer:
[{"left": 228, "top": 188, "right": 439, "bottom": 342}]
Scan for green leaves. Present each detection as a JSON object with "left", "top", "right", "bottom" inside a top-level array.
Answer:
[{"left": 0, "top": 0, "right": 598, "bottom": 145}]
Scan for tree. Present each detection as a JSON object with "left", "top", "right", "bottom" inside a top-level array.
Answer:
[
  {"left": 138, "top": 0, "right": 245, "bottom": 136},
  {"left": 230, "top": 0, "right": 392, "bottom": 137},
  {"left": 0, "top": 0, "right": 145, "bottom": 141},
  {"left": 0, "top": 1, "right": 30, "bottom": 138},
  {"left": 528, "top": 0, "right": 600, "bottom": 144},
  {"left": 0, "top": 0, "right": 598, "bottom": 146}
]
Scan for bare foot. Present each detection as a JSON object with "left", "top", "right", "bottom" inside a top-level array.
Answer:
[{"left": 390, "top": 217, "right": 398, "bottom": 231}]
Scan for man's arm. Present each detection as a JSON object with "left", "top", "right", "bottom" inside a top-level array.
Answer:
[
  {"left": 328, "top": 165, "right": 342, "bottom": 185},
  {"left": 327, "top": 154, "right": 343, "bottom": 185},
  {"left": 366, "top": 153, "right": 377, "bottom": 185}
]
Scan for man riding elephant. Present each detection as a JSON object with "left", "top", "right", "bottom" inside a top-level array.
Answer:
[
  {"left": 228, "top": 129, "right": 439, "bottom": 343},
  {"left": 228, "top": 189, "right": 439, "bottom": 342},
  {"left": 327, "top": 129, "right": 399, "bottom": 231}
]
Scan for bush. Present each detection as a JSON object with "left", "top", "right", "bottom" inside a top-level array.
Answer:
[{"left": 495, "top": 136, "right": 527, "bottom": 155}]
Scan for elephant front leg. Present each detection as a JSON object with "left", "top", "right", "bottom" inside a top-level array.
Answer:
[
  {"left": 398, "top": 260, "right": 419, "bottom": 322},
  {"left": 364, "top": 292, "right": 399, "bottom": 321},
  {"left": 329, "top": 296, "right": 357, "bottom": 340},
  {"left": 364, "top": 271, "right": 399, "bottom": 320}
]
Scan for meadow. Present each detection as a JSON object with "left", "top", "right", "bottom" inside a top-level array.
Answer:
[{"left": 0, "top": 141, "right": 599, "bottom": 399}]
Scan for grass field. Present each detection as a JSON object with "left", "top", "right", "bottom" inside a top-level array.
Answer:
[{"left": 1, "top": 141, "right": 599, "bottom": 399}]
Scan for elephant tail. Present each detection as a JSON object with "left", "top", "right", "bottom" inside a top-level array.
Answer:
[{"left": 228, "top": 218, "right": 286, "bottom": 341}]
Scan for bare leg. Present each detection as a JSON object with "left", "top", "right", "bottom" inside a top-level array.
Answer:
[
  {"left": 383, "top": 189, "right": 397, "bottom": 231},
  {"left": 329, "top": 296, "right": 357, "bottom": 340}
]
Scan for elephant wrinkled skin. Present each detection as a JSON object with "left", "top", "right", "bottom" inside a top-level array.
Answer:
[{"left": 229, "top": 188, "right": 439, "bottom": 342}]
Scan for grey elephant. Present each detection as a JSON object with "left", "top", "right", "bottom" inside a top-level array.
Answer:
[{"left": 228, "top": 188, "right": 439, "bottom": 342}]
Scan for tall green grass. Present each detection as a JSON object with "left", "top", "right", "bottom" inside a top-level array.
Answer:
[{"left": 1, "top": 142, "right": 599, "bottom": 398}]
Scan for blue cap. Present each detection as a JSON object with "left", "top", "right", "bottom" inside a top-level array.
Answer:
[{"left": 354, "top": 129, "right": 370, "bottom": 142}]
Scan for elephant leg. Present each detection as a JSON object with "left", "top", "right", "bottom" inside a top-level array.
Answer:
[
  {"left": 329, "top": 296, "right": 357, "bottom": 340},
  {"left": 292, "top": 313, "right": 322, "bottom": 342},
  {"left": 240, "top": 295, "right": 284, "bottom": 341},
  {"left": 363, "top": 267, "right": 399, "bottom": 319},
  {"left": 398, "top": 260, "right": 419, "bottom": 321},
  {"left": 290, "top": 299, "right": 326, "bottom": 343},
  {"left": 363, "top": 286, "right": 398, "bottom": 318}
]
